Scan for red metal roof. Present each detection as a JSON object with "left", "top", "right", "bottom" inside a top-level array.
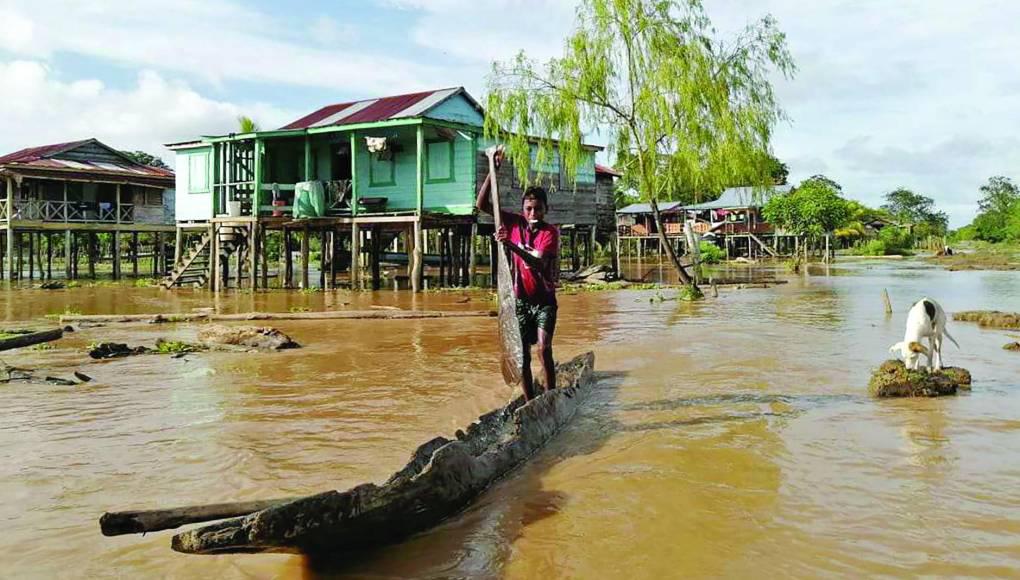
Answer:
[
  {"left": 595, "top": 163, "right": 622, "bottom": 177},
  {"left": 280, "top": 87, "right": 475, "bottom": 130},
  {"left": 0, "top": 138, "right": 174, "bottom": 182},
  {"left": 0, "top": 139, "right": 91, "bottom": 165}
]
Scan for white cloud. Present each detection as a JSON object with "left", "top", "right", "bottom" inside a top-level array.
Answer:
[
  {"left": 0, "top": 0, "right": 446, "bottom": 94},
  {"left": 0, "top": 59, "right": 296, "bottom": 163}
]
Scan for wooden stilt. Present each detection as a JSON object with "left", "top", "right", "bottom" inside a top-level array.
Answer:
[
  {"left": 319, "top": 230, "right": 327, "bottom": 290},
  {"left": 371, "top": 225, "right": 381, "bottom": 291},
  {"left": 283, "top": 227, "right": 293, "bottom": 289},
  {"left": 468, "top": 223, "right": 478, "bottom": 285},
  {"left": 300, "top": 226, "right": 310, "bottom": 289},
  {"left": 36, "top": 232, "right": 43, "bottom": 279},
  {"left": 46, "top": 233, "right": 53, "bottom": 279},
  {"left": 328, "top": 229, "right": 337, "bottom": 289},
  {"left": 71, "top": 232, "right": 78, "bottom": 279},
  {"left": 411, "top": 220, "right": 423, "bottom": 292},
  {"left": 88, "top": 233, "right": 97, "bottom": 279},
  {"left": 28, "top": 232, "right": 34, "bottom": 280},
  {"left": 174, "top": 227, "right": 183, "bottom": 269},
  {"left": 249, "top": 222, "right": 258, "bottom": 290},
  {"left": 260, "top": 225, "right": 268, "bottom": 289},
  {"left": 113, "top": 231, "right": 121, "bottom": 280},
  {"left": 131, "top": 232, "right": 139, "bottom": 278},
  {"left": 351, "top": 223, "right": 361, "bottom": 289},
  {"left": 211, "top": 225, "right": 221, "bottom": 292}
]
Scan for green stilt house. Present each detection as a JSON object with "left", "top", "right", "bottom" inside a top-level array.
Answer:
[{"left": 166, "top": 87, "right": 605, "bottom": 291}]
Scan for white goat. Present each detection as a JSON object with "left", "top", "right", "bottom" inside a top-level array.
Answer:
[{"left": 889, "top": 298, "right": 960, "bottom": 371}]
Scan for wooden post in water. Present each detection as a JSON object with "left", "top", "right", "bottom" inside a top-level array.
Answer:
[
  {"left": 131, "top": 232, "right": 138, "bottom": 278},
  {"left": 87, "top": 233, "right": 95, "bottom": 279},
  {"left": 468, "top": 223, "right": 478, "bottom": 285},
  {"left": 211, "top": 224, "right": 220, "bottom": 292},
  {"left": 27, "top": 231, "right": 34, "bottom": 280},
  {"left": 46, "top": 233, "right": 53, "bottom": 279},
  {"left": 260, "top": 225, "right": 268, "bottom": 289},
  {"left": 283, "top": 226, "right": 293, "bottom": 289},
  {"left": 249, "top": 221, "right": 258, "bottom": 290},
  {"left": 371, "top": 225, "right": 381, "bottom": 291},
  {"left": 328, "top": 229, "right": 337, "bottom": 289},
  {"left": 319, "top": 230, "right": 327, "bottom": 290},
  {"left": 350, "top": 223, "right": 360, "bottom": 289},
  {"left": 173, "top": 227, "right": 183, "bottom": 269},
  {"left": 882, "top": 289, "right": 893, "bottom": 316},
  {"left": 300, "top": 225, "right": 310, "bottom": 289}
]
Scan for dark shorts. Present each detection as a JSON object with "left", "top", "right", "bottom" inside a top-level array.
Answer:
[{"left": 516, "top": 299, "right": 557, "bottom": 346}]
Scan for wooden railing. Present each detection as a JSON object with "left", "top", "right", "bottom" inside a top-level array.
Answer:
[
  {"left": 719, "top": 222, "right": 773, "bottom": 235},
  {"left": 3, "top": 200, "right": 134, "bottom": 223}
]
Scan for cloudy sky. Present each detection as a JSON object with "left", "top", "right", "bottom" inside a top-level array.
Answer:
[{"left": 2, "top": 0, "right": 1018, "bottom": 226}]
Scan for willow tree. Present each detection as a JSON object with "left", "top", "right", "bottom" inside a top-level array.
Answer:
[{"left": 485, "top": 0, "right": 794, "bottom": 294}]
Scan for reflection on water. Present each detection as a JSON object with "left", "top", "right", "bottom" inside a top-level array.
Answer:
[{"left": 2, "top": 258, "right": 1019, "bottom": 578}]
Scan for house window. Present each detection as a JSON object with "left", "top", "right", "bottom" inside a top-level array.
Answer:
[
  {"left": 188, "top": 153, "right": 209, "bottom": 193},
  {"left": 369, "top": 152, "right": 396, "bottom": 187},
  {"left": 426, "top": 139, "right": 454, "bottom": 183},
  {"left": 146, "top": 190, "right": 163, "bottom": 206}
]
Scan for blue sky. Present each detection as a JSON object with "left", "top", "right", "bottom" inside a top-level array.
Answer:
[{"left": 3, "top": 0, "right": 1020, "bottom": 227}]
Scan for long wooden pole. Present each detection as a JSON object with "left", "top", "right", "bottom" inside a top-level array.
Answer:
[
  {"left": 100, "top": 497, "right": 303, "bottom": 536},
  {"left": 62, "top": 309, "right": 496, "bottom": 324}
]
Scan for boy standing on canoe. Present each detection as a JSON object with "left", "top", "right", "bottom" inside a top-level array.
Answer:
[{"left": 476, "top": 147, "right": 560, "bottom": 400}]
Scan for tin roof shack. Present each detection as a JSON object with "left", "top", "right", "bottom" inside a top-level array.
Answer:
[
  {"left": 683, "top": 186, "right": 793, "bottom": 259},
  {"left": 0, "top": 138, "right": 176, "bottom": 281},
  {"left": 166, "top": 87, "right": 603, "bottom": 292}
]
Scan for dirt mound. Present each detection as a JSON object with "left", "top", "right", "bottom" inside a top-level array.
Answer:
[
  {"left": 953, "top": 310, "right": 1020, "bottom": 329},
  {"left": 869, "top": 360, "right": 972, "bottom": 398},
  {"left": 196, "top": 326, "right": 299, "bottom": 351}
]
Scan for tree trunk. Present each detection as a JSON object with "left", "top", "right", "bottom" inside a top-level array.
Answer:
[{"left": 648, "top": 198, "right": 698, "bottom": 290}]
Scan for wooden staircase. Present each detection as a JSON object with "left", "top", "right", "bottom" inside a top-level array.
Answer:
[
  {"left": 163, "top": 234, "right": 211, "bottom": 288},
  {"left": 163, "top": 225, "right": 251, "bottom": 289},
  {"left": 748, "top": 232, "right": 779, "bottom": 257}
]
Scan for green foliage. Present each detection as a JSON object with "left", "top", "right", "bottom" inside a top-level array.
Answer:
[
  {"left": 762, "top": 174, "right": 850, "bottom": 238},
  {"left": 767, "top": 155, "right": 789, "bottom": 186},
  {"left": 30, "top": 343, "right": 55, "bottom": 351},
  {"left": 851, "top": 239, "right": 887, "bottom": 256},
  {"left": 698, "top": 241, "right": 724, "bottom": 264},
  {"left": 881, "top": 188, "right": 948, "bottom": 235},
  {"left": 238, "top": 115, "right": 260, "bottom": 133},
  {"left": 878, "top": 226, "right": 912, "bottom": 254},
  {"left": 120, "top": 150, "right": 170, "bottom": 170},
  {"left": 485, "top": 0, "right": 794, "bottom": 204},
  {"left": 967, "top": 176, "right": 1020, "bottom": 243},
  {"left": 154, "top": 339, "right": 200, "bottom": 354}
]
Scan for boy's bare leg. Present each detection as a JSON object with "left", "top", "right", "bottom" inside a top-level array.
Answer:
[
  {"left": 538, "top": 329, "right": 556, "bottom": 392},
  {"left": 520, "top": 346, "right": 536, "bottom": 400}
]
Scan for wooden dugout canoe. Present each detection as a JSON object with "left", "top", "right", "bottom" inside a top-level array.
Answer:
[{"left": 171, "top": 351, "right": 596, "bottom": 555}]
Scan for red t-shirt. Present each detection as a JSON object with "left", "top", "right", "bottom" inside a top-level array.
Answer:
[{"left": 500, "top": 211, "right": 559, "bottom": 306}]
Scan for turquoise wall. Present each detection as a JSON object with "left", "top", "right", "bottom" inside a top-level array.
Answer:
[
  {"left": 426, "top": 94, "right": 484, "bottom": 126},
  {"left": 354, "top": 126, "right": 477, "bottom": 214}
]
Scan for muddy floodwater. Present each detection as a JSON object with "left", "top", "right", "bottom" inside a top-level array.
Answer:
[{"left": 2, "top": 258, "right": 1019, "bottom": 578}]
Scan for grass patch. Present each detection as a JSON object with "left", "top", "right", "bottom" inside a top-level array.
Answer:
[
  {"left": 154, "top": 339, "right": 201, "bottom": 354},
  {"left": 29, "top": 343, "right": 55, "bottom": 351},
  {"left": 45, "top": 306, "right": 83, "bottom": 319},
  {"left": 289, "top": 306, "right": 311, "bottom": 313}
]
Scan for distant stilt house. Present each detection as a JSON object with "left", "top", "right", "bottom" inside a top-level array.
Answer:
[
  {"left": 614, "top": 185, "right": 798, "bottom": 259},
  {"left": 166, "top": 87, "right": 604, "bottom": 291},
  {"left": 0, "top": 139, "right": 176, "bottom": 281},
  {"left": 682, "top": 186, "right": 793, "bottom": 259}
]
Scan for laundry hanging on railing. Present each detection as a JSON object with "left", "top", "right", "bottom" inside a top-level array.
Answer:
[{"left": 293, "top": 181, "right": 326, "bottom": 218}]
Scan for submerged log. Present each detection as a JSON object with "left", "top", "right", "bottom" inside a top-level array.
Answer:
[
  {"left": 100, "top": 498, "right": 304, "bottom": 537},
  {"left": 169, "top": 351, "right": 596, "bottom": 556},
  {"left": 0, "top": 328, "right": 63, "bottom": 352},
  {"left": 61, "top": 310, "right": 496, "bottom": 325},
  {"left": 869, "top": 360, "right": 972, "bottom": 397}
]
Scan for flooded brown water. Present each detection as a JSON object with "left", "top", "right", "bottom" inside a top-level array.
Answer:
[{"left": 2, "top": 258, "right": 1019, "bottom": 578}]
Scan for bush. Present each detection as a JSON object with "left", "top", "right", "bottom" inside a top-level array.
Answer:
[
  {"left": 851, "top": 239, "right": 887, "bottom": 256},
  {"left": 878, "top": 227, "right": 912, "bottom": 254},
  {"left": 698, "top": 241, "right": 724, "bottom": 264}
]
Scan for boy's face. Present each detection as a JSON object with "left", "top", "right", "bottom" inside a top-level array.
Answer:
[{"left": 522, "top": 197, "right": 546, "bottom": 224}]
